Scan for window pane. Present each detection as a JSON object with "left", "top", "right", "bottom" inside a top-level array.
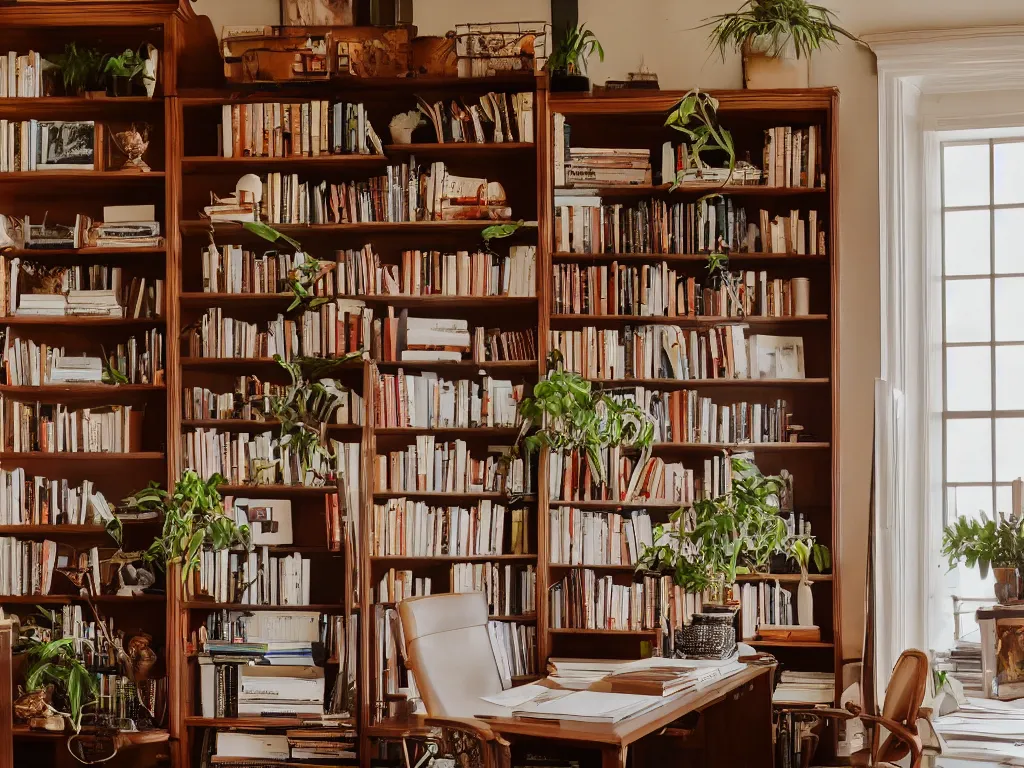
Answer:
[
  {"left": 995, "top": 209, "right": 1024, "bottom": 274},
  {"left": 947, "top": 346, "right": 991, "bottom": 411},
  {"left": 946, "top": 279, "right": 991, "bottom": 342},
  {"left": 944, "top": 210, "right": 991, "bottom": 276},
  {"left": 944, "top": 144, "right": 990, "bottom": 207},
  {"left": 996, "top": 277, "right": 1024, "bottom": 341},
  {"left": 994, "top": 142, "right": 1024, "bottom": 205},
  {"left": 997, "top": 485, "right": 1013, "bottom": 518},
  {"left": 996, "top": 347, "right": 1024, "bottom": 409},
  {"left": 946, "top": 419, "right": 993, "bottom": 482},
  {"left": 947, "top": 485, "right": 994, "bottom": 520},
  {"left": 996, "top": 418, "right": 1024, "bottom": 481}
]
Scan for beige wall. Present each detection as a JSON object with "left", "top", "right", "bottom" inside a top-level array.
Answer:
[{"left": 191, "top": 0, "right": 1024, "bottom": 660}]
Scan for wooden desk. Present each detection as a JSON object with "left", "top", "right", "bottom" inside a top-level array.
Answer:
[{"left": 370, "top": 665, "right": 774, "bottom": 768}]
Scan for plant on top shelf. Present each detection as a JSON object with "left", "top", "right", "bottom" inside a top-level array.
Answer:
[
  {"left": 665, "top": 89, "right": 736, "bottom": 188},
  {"left": 136, "top": 470, "right": 251, "bottom": 590},
  {"left": 636, "top": 458, "right": 787, "bottom": 602},
  {"left": 103, "top": 48, "right": 153, "bottom": 97},
  {"left": 512, "top": 353, "right": 654, "bottom": 489},
  {"left": 50, "top": 43, "right": 106, "bottom": 97},
  {"left": 703, "top": 0, "right": 859, "bottom": 89},
  {"left": 546, "top": 23, "right": 605, "bottom": 93},
  {"left": 943, "top": 511, "right": 1024, "bottom": 604}
]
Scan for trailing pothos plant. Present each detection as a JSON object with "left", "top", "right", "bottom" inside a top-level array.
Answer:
[
  {"left": 665, "top": 89, "right": 736, "bottom": 187},
  {"left": 241, "top": 222, "right": 334, "bottom": 311},
  {"left": 513, "top": 354, "right": 655, "bottom": 487},
  {"left": 637, "top": 458, "right": 788, "bottom": 596},
  {"left": 481, "top": 220, "right": 525, "bottom": 253},
  {"left": 137, "top": 470, "right": 250, "bottom": 585}
]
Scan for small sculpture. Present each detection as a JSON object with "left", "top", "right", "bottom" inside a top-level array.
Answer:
[
  {"left": 117, "top": 562, "right": 156, "bottom": 596},
  {"left": 389, "top": 110, "right": 424, "bottom": 145},
  {"left": 112, "top": 124, "right": 151, "bottom": 172},
  {"left": 126, "top": 633, "right": 158, "bottom": 681}
]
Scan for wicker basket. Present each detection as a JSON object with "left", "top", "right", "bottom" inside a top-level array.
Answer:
[{"left": 674, "top": 612, "right": 737, "bottom": 660}]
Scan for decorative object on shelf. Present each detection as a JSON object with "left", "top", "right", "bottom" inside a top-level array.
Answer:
[
  {"left": 665, "top": 89, "right": 736, "bottom": 186},
  {"left": 789, "top": 537, "right": 830, "bottom": 626},
  {"left": 49, "top": 42, "right": 106, "bottom": 97},
  {"left": 111, "top": 123, "right": 151, "bottom": 173},
  {"left": 676, "top": 610, "right": 737, "bottom": 659},
  {"left": 703, "top": 0, "right": 859, "bottom": 89},
  {"left": 454, "top": 21, "right": 548, "bottom": 78},
  {"left": 411, "top": 34, "right": 458, "bottom": 77},
  {"left": 103, "top": 48, "right": 154, "bottom": 98},
  {"left": 116, "top": 557, "right": 157, "bottom": 597},
  {"left": 142, "top": 43, "right": 158, "bottom": 98},
  {"left": 547, "top": 23, "right": 604, "bottom": 92},
  {"left": 389, "top": 109, "right": 424, "bottom": 144},
  {"left": 943, "top": 510, "right": 1024, "bottom": 605},
  {"left": 638, "top": 458, "right": 787, "bottom": 603},
  {"left": 282, "top": 0, "right": 354, "bottom": 26},
  {"left": 137, "top": 471, "right": 251, "bottom": 588},
  {"left": 604, "top": 59, "right": 660, "bottom": 90},
  {"left": 22, "top": 634, "right": 97, "bottom": 732},
  {"left": 331, "top": 26, "right": 413, "bottom": 78},
  {"left": 515, "top": 355, "right": 655, "bottom": 486},
  {"left": 125, "top": 634, "right": 158, "bottom": 682},
  {"left": 37, "top": 120, "right": 96, "bottom": 171}
]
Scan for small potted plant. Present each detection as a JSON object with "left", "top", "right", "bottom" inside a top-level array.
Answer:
[
  {"left": 18, "top": 628, "right": 97, "bottom": 733},
  {"left": 49, "top": 42, "right": 106, "bottom": 98},
  {"left": 704, "top": 0, "right": 859, "bottom": 89},
  {"left": 788, "top": 536, "right": 831, "bottom": 626},
  {"left": 943, "top": 512, "right": 1024, "bottom": 604},
  {"left": 546, "top": 23, "right": 604, "bottom": 93},
  {"left": 103, "top": 48, "right": 153, "bottom": 97}
]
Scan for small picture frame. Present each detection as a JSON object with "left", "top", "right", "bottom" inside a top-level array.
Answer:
[
  {"left": 281, "top": 0, "right": 354, "bottom": 26},
  {"left": 36, "top": 121, "right": 96, "bottom": 171}
]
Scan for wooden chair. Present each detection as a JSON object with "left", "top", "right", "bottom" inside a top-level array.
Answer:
[
  {"left": 396, "top": 593, "right": 512, "bottom": 768},
  {"left": 783, "top": 648, "right": 930, "bottom": 768}
]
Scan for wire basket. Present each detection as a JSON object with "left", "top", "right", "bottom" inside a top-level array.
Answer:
[
  {"left": 675, "top": 612, "right": 737, "bottom": 660},
  {"left": 453, "top": 22, "right": 550, "bottom": 78}
]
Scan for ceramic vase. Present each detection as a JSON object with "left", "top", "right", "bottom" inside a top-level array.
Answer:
[
  {"left": 743, "top": 35, "right": 809, "bottom": 90},
  {"left": 797, "top": 571, "right": 814, "bottom": 626}
]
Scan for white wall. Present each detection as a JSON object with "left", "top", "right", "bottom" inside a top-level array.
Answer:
[{"left": 191, "top": 0, "right": 1024, "bottom": 661}]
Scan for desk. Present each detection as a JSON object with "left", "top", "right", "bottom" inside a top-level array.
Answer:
[{"left": 370, "top": 665, "right": 774, "bottom": 768}]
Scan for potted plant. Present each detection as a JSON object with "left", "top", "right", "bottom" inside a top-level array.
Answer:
[
  {"left": 20, "top": 632, "right": 97, "bottom": 733},
  {"left": 788, "top": 536, "right": 831, "bottom": 626},
  {"left": 49, "top": 43, "right": 106, "bottom": 98},
  {"left": 637, "top": 458, "right": 787, "bottom": 603},
  {"left": 943, "top": 512, "right": 1024, "bottom": 604},
  {"left": 704, "top": 0, "right": 859, "bottom": 89},
  {"left": 546, "top": 23, "right": 604, "bottom": 93},
  {"left": 136, "top": 470, "right": 251, "bottom": 594},
  {"left": 665, "top": 90, "right": 736, "bottom": 187},
  {"left": 103, "top": 48, "right": 153, "bottom": 97}
]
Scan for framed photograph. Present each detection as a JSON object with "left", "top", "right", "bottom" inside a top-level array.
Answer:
[
  {"left": 282, "top": 0, "right": 354, "bottom": 26},
  {"left": 232, "top": 498, "right": 294, "bottom": 545},
  {"left": 36, "top": 121, "right": 95, "bottom": 171}
]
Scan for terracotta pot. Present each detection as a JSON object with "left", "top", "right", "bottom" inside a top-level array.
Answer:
[
  {"left": 742, "top": 36, "right": 809, "bottom": 90},
  {"left": 993, "top": 566, "right": 1020, "bottom": 604}
]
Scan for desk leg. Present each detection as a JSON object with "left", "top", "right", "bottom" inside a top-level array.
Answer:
[{"left": 601, "top": 745, "right": 627, "bottom": 768}]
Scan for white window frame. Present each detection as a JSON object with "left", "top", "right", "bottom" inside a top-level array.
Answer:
[{"left": 869, "top": 26, "right": 1024, "bottom": 696}]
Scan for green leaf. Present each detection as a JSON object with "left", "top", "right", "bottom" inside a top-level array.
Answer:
[
  {"left": 242, "top": 221, "right": 303, "bottom": 250},
  {"left": 481, "top": 220, "right": 525, "bottom": 244}
]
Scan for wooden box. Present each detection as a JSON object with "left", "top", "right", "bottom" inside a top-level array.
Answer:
[
  {"left": 757, "top": 625, "right": 821, "bottom": 643},
  {"left": 331, "top": 25, "right": 414, "bottom": 78}
]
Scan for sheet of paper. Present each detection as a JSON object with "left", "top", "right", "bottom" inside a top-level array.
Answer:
[{"left": 480, "top": 684, "right": 552, "bottom": 708}]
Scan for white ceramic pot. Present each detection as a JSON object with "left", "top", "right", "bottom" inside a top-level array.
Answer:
[
  {"left": 797, "top": 574, "right": 814, "bottom": 626},
  {"left": 743, "top": 35, "right": 809, "bottom": 90},
  {"left": 389, "top": 125, "right": 415, "bottom": 145}
]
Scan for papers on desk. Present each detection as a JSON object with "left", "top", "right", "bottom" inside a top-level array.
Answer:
[
  {"left": 480, "top": 684, "right": 551, "bottom": 708},
  {"left": 513, "top": 691, "right": 663, "bottom": 723},
  {"left": 547, "top": 658, "right": 627, "bottom": 690}
]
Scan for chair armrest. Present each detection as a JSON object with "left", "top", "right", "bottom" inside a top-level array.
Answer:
[
  {"left": 424, "top": 716, "right": 500, "bottom": 742},
  {"left": 858, "top": 712, "right": 922, "bottom": 760}
]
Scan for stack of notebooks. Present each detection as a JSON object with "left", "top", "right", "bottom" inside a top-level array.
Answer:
[
  {"left": 562, "top": 147, "right": 652, "bottom": 188},
  {"left": 772, "top": 671, "right": 835, "bottom": 705},
  {"left": 933, "top": 638, "right": 984, "bottom": 697}
]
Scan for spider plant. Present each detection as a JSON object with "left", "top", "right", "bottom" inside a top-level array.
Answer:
[
  {"left": 704, "top": 0, "right": 859, "bottom": 60},
  {"left": 547, "top": 23, "right": 605, "bottom": 76},
  {"left": 49, "top": 42, "right": 105, "bottom": 96},
  {"left": 24, "top": 635, "right": 97, "bottom": 732}
]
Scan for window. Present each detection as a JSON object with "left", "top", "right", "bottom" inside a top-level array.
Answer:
[{"left": 940, "top": 137, "right": 1024, "bottom": 639}]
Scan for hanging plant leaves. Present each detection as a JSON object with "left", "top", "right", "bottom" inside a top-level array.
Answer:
[
  {"left": 481, "top": 220, "right": 526, "bottom": 245},
  {"left": 242, "top": 220, "right": 303, "bottom": 251}
]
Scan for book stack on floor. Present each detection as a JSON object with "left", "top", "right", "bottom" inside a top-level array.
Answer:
[{"left": 933, "top": 639, "right": 984, "bottom": 697}]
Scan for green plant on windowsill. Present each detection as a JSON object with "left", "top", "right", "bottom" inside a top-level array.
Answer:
[{"left": 637, "top": 458, "right": 787, "bottom": 600}]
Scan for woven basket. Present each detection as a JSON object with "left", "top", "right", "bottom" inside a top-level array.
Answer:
[{"left": 674, "top": 612, "right": 737, "bottom": 660}]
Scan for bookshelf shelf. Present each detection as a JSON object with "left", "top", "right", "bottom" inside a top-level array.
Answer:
[
  {"left": 180, "top": 220, "right": 539, "bottom": 237},
  {"left": 181, "top": 601, "right": 349, "bottom": 612},
  {"left": 372, "top": 427, "right": 521, "bottom": 439},
  {"left": 182, "top": 155, "right": 388, "bottom": 172},
  {"left": 736, "top": 573, "right": 833, "bottom": 583},
  {"left": 0, "top": 594, "right": 165, "bottom": 605},
  {"left": 217, "top": 484, "right": 337, "bottom": 497},
  {"left": 551, "top": 251, "right": 828, "bottom": 264},
  {"left": 0, "top": 316, "right": 165, "bottom": 327},
  {"left": 747, "top": 639, "right": 834, "bottom": 649},
  {"left": 3, "top": 246, "right": 167, "bottom": 258},
  {"left": 490, "top": 614, "right": 537, "bottom": 622},
  {"left": 0, "top": 384, "right": 166, "bottom": 396},
  {"left": 549, "top": 563, "right": 636, "bottom": 572},
  {"left": 371, "top": 491, "right": 534, "bottom": 503},
  {"left": 369, "top": 555, "right": 536, "bottom": 564},
  {"left": 560, "top": 183, "right": 827, "bottom": 198},
  {"left": 649, "top": 441, "right": 830, "bottom": 452},
  {"left": 0, "top": 452, "right": 166, "bottom": 461},
  {"left": 374, "top": 360, "right": 538, "bottom": 375},
  {"left": 549, "top": 500, "right": 684, "bottom": 511},
  {"left": 361, "top": 295, "right": 538, "bottom": 309},
  {"left": 180, "top": 357, "right": 364, "bottom": 370},
  {"left": 0, "top": 171, "right": 166, "bottom": 183},
  {"left": 588, "top": 377, "right": 829, "bottom": 388},
  {"left": 549, "top": 313, "right": 829, "bottom": 326},
  {"left": 182, "top": 419, "right": 361, "bottom": 436},
  {"left": 383, "top": 142, "right": 535, "bottom": 155},
  {"left": 548, "top": 628, "right": 657, "bottom": 636},
  {"left": 183, "top": 716, "right": 304, "bottom": 728}
]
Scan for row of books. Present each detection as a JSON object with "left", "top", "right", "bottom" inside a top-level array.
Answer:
[
  {"left": 0, "top": 400, "right": 140, "bottom": 453},
  {"left": 374, "top": 437, "right": 529, "bottom": 496},
  {"left": 378, "top": 315, "right": 536, "bottom": 365},
  {"left": 737, "top": 580, "right": 795, "bottom": 639},
  {"left": 452, "top": 562, "right": 536, "bottom": 617},
  {"left": 182, "top": 429, "right": 357, "bottom": 488},
  {"left": 0, "top": 539, "right": 103, "bottom": 596},
  {"left": 0, "top": 52, "right": 42, "bottom": 98},
  {"left": 183, "top": 380, "right": 363, "bottom": 425},
  {"left": 375, "top": 567, "right": 431, "bottom": 603},
  {"left": 373, "top": 371, "right": 522, "bottom": 429},
  {"left": 661, "top": 141, "right": 763, "bottom": 186},
  {"left": 0, "top": 470, "right": 113, "bottom": 527},
  {"left": 197, "top": 546, "right": 312, "bottom": 606},
  {"left": 220, "top": 100, "right": 383, "bottom": 158},
  {"left": 554, "top": 195, "right": 824, "bottom": 256},
  {"left": 335, "top": 245, "right": 536, "bottom": 298},
  {"left": 548, "top": 449, "right": 734, "bottom": 504},
  {"left": 554, "top": 140, "right": 652, "bottom": 188},
  {"left": 370, "top": 498, "right": 529, "bottom": 557},
  {"left": 53, "top": 605, "right": 120, "bottom": 668},
  {"left": 763, "top": 125, "right": 826, "bottom": 188},
  {"left": 201, "top": 245, "right": 312, "bottom": 295},
  {"left": 606, "top": 386, "right": 795, "bottom": 445},
  {"left": 415, "top": 91, "right": 534, "bottom": 144},
  {"left": 477, "top": 327, "right": 537, "bottom": 363},
  {"left": 549, "top": 568, "right": 667, "bottom": 631},
  {"left": 549, "top": 507, "right": 654, "bottom": 567},
  {"left": 8, "top": 282, "right": 163, "bottom": 320},
  {"left": 489, "top": 620, "right": 537, "bottom": 681},
  {"left": 549, "top": 326, "right": 806, "bottom": 381},
  {"left": 186, "top": 302, "right": 371, "bottom": 361},
  {"left": 2, "top": 330, "right": 163, "bottom": 386},
  {"left": 552, "top": 263, "right": 811, "bottom": 318}
]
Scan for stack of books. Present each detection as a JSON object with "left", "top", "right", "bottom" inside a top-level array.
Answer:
[
  {"left": 47, "top": 356, "right": 103, "bottom": 384},
  {"left": 220, "top": 100, "right": 383, "bottom": 158},
  {"left": 371, "top": 498, "right": 528, "bottom": 557},
  {"left": 562, "top": 147, "right": 652, "bottom": 188},
  {"left": 376, "top": 313, "right": 471, "bottom": 363},
  {"left": 65, "top": 290, "right": 122, "bottom": 317},
  {"left": 661, "top": 141, "right": 763, "bottom": 186},
  {"left": 204, "top": 189, "right": 258, "bottom": 223},
  {"left": 93, "top": 204, "right": 163, "bottom": 249},
  {"left": 16, "top": 294, "right": 68, "bottom": 316},
  {"left": 0, "top": 52, "right": 42, "bottom": 97},
  {"left": 933, "top": 639, "right": 984, "bottom": 697},
  {"left": 772, "top": 671, "right": 835, "bottom": 704},
  {"left": 374, "top": 437, "right": 529, "bottom": 496},
  {"left": 373, "top": 371, "right": 522, "bottom": 429}
]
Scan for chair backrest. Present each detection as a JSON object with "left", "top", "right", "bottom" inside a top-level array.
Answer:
[
  {"left": 398, "top": 592, "right": 503, "bottom": 718},
  {"left": 876, "top": 648, "right": 930, "bottom": 763}
]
